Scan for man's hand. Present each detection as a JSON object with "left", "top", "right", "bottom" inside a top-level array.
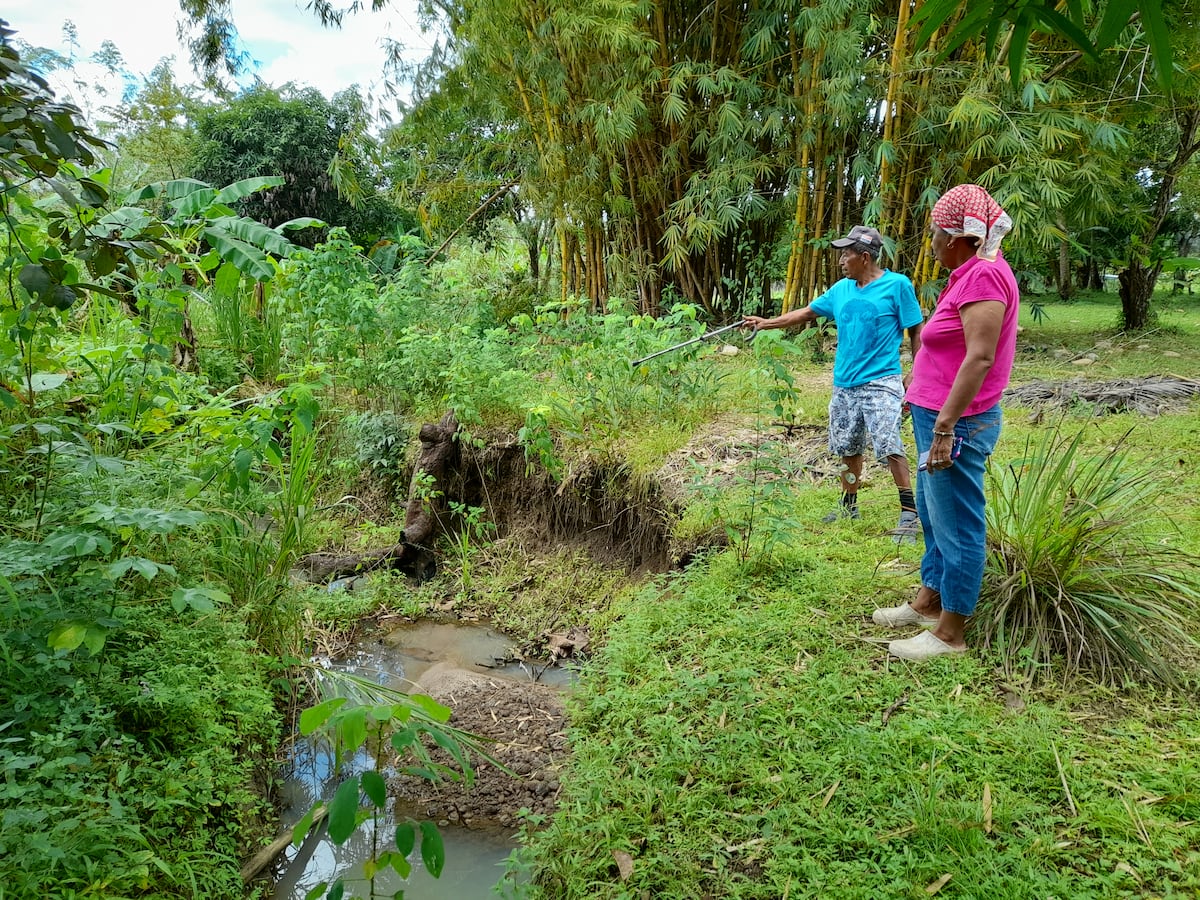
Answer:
[{"left": 742, "top": 315, "right": 768, "bottom": 331}]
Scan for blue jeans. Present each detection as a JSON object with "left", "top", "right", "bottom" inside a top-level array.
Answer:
[{"left": 910, "top": 404, "right": 1002, "bottom": 617}]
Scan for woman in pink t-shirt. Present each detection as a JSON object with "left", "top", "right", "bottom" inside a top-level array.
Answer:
[{"left": 872, "top": 184, "right": 1020, "bottom": 661}]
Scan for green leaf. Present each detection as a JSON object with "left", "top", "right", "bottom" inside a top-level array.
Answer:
[
  {"left": 214, "top": 261, "right": 242, "bottom": 296},
  {"left": 293, "top": 804, "right": 319, "bottom": 847},
  {"left": 42, "top": 529, "right": 112, "bottom": 558},
  {"left": 1095, "top": 0, "right": 1137, "bottom": 48},
  {"left": 29, "top": 373, "right": 68, "bottom": 392},
  {"left": 173, "top": 185, "right": 219, "bottom": 219},
  {"left": 1029, "top": 7, "right": 1096, "bottom": 60},
  {"left": 1007, "top": 13, "right": 1032, "bottom": 87},
  {"left": 130, "top": 177, "right": 210, "bottom": 203},
  {"left": 911, "top": 0, "right": 967, "bottom": 46},
  {"left": 391, "top": 725, "right": 419, "bottom": 753},
  {"left": 105, "top": 557, "right": 173, "bottom": 581},
  {"left": 1139, "top": 0, "right": 1173, "bottom": 89},
  {"left": 210, "top": 215, "right": 295, "bottom": 257},
  {"left": 429, "top": 728, "right": 472, "bottom": 779},
  {"left": 201, "top": 227, "right": 276, "bottom": 281},
  {"left": 78, "top": 177, "right": 108, "bottom": 205},
  {"left": 409, "top": 694, "right": 452, "bottom": 724},
  {"left": 277, "top": 217, "right": 326, "bottom": 232},
  {"left": 394, "top": 821, "right": 416, "bottom": 857},
  {"left": 304, "top": 883, "right": 328, "bottom": 900},
  {"left": 81, "top": 625, "right": 107, "bottom": 655},
  {"left": 212, "top": 175, "right": 285, "bottom": 205},
  {"left": 328, "top": 880, "right": 345, "bottom": 900},
  {"left": 18, "top": 263, "right": 52, "bottom": 298},
  {"left": 340, "top": 705, "right": 369, "bottom": 755},
  {"left": 1163, "top": 257, "right": 1200, "bottom": 271},
  {"left": 419, "top": 821, "right": 445, "bottom": 877},
  {"left": 390, "top": 837, "right": 413, "bottom": 878},
  {"left": 48, "top": 622, "right": 87, "bottom": 652},
  {"left": 361, "top": 770, "right": 387, "bottom": 808},
  {"left": 170, "top": 586, "right": 229, "bottom": 614},
  {"left": 327, "top": 777, "right": 361, "bottom": 845},
  {"left": 299, "top": 698, "right": 347, "bottom": 735}
]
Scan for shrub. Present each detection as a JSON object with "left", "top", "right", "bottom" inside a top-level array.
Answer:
[{"left": 977, "top": 427, "right": 1200, "bottom": 685}]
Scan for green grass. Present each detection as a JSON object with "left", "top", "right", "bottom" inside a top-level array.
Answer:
[
  {"left": 500, "top": 287, "right": 1200, "bottom": 899},
  {"left": 517, "top": 551, "right": 1200, "bottom": 899},
  {"left": 1016, "top": 290, "right": 1200, "bottom": 380}
]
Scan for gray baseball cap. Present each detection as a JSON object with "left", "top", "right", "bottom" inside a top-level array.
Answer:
[{"left": 830, "top": 225, "right": 884, "bottom": 249}]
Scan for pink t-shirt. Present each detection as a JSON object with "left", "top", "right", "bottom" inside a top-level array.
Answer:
[{"left": 905, "top": 253, "right": 1020, "bottom": 416}]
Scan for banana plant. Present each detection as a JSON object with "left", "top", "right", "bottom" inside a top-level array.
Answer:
[{"left": 121, "top": 175, "right": 323, "bottom": 281}]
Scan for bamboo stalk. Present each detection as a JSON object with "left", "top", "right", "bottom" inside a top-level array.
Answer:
[{"left": 880, "top": 0, "right": 914, "bottom": 232}]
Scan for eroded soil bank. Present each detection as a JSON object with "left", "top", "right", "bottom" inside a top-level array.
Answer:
[{"left": 292, "top": 415, "right": 838, "bottom": 833}]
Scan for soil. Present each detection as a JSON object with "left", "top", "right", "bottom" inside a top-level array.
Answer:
[{"left": 389, "top": 663, "right": 568, "bottom": 830}]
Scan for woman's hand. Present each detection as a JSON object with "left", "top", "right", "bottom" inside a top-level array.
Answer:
[{"left": 928, "top": 432, "right": 955, "bottom": 469}]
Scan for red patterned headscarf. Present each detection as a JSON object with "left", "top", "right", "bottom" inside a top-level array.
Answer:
[{"left": 931, "top": 184, "right": 1012, "bottom": 262}]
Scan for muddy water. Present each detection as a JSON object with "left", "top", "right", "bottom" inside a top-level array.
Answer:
[{"left": 271, "top": 621, "right": 568, "bottom": 899}]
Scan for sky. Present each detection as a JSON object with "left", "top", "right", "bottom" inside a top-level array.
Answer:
[{"left": 5, "top": 0, "right": 434, "bottom": 116}]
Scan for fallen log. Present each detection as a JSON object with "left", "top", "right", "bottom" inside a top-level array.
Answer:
[
  {"left": 295, "top": 411, "right": 459, "bottom": 584},
  {"left": 240, "top": 806, "right": 328, "bottom": 884},
  {"left": 293, "top": 540, "right": 437, "bottom": 584}
]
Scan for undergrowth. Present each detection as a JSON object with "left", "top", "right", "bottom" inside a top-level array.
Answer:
[{"left": 513, "top": 552, "right": 1200, "bottom": 898}]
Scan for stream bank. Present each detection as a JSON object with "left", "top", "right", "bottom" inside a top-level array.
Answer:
[{"left": 270, "top": 621, "right": 569, "bottom": 898}]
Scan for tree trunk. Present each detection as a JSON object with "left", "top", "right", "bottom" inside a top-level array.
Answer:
[
  {"left": 1056, "top": 213, "right": 1072, "bottom": 300},
  {"left": 1118, "top": 260, "right": 1160, "bottom": 331}
]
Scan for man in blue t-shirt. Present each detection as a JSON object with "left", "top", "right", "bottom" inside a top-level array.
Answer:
[{"left": 743, "top": 225, "right": 925, "bottom": 543}]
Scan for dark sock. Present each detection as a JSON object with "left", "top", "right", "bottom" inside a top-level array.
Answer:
[
  {"left": 898, "top": 488, "right": 915, "bottom": 512},
  {"left": 841, "top": 491, "right": 858, "bottom": 511}
]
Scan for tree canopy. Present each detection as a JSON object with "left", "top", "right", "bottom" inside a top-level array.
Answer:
[{"left": 189, "top": 85, "right": 412, "bottom": 248}]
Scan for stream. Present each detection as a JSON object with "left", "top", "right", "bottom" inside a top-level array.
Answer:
[{"left": 271, "top": 621, "right": 571, "bottom": 899}]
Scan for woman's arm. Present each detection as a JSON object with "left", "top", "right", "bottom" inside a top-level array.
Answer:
[{"left": 932, "top": 299, "right": 1005, "bottom": 435}]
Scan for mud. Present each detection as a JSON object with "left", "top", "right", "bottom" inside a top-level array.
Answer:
[{"left": 390, "top": 664, "right": 568, "bottom": 829}]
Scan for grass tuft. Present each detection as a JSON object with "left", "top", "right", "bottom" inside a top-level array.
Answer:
[{"left": 977, "top": 426, "right": 1200, "bottom": 685}]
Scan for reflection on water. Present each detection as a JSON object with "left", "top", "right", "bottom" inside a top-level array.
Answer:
[
  {"left": 379, "top": 620, "right": 575, "bottom": 687},
  {"left": 271, "top": 621, "right": 562, "bottom": 899},
  {"left": 272, "top": 805, "right": 517, "bottom": 899}
]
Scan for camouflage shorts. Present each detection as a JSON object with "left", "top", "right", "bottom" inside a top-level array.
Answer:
[{"left": 827, "top": 375, "right": 907, "bottom": 460}]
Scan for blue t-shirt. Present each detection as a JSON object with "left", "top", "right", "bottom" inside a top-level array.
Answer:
[{"left": 809, "top": 269, "right": 923, "bottom": 388}]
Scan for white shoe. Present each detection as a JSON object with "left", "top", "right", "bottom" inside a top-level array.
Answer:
[
  {"left": 888, "top": 630, "right": 966, "bottom": 661},
  {"left": 871, "top": 602, "right": 938, "bottom": 628}
]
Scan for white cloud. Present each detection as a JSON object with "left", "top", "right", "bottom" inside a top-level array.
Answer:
[{"left": 4, "top": 0, "right": 433, "bottom": 115}]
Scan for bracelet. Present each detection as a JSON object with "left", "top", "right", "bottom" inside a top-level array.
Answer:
[{"left": 933, "top": 430, "right": 956, "bottom": 437}]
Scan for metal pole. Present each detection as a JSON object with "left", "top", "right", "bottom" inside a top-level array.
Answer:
[{"left": 630, "top": 322, "right": 748, "bottom": 367}]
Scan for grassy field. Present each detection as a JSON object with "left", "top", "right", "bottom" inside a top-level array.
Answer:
[{"left": 502, "top": 290, "right": 1200, "bottom": 899}]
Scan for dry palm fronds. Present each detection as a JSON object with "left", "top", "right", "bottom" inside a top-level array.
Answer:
[{"left": 1004, "top": 377, "right": 1200, "bottom": 416}]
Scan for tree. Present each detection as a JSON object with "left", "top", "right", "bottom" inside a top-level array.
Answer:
[
  {"left": 0, "top": 18, "right": 110, "bottom": 324},
  {"left": 913, "top": 0, "right": 1174, "bottom": 90},
  {"left": 103, "top": 61, "right": 205, "bottom": 186},
  {"left": 168, "top": 0, "right": 1198, "bottom": 319},
  {"left": 189, "top": 85, "right": 410, "bottom": 248}
]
